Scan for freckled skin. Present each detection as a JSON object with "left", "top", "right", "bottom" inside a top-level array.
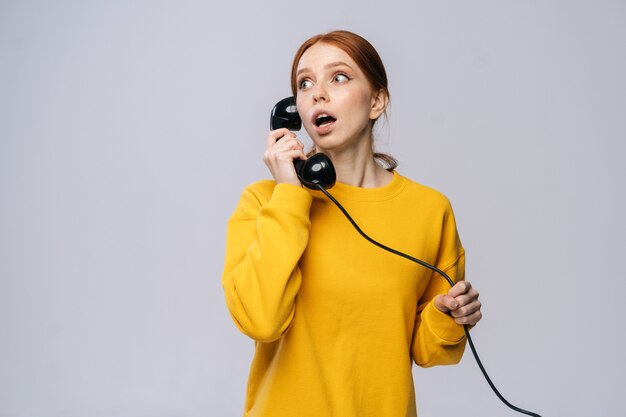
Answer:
[{"left": 295, "top": 43, "right": 384, "bottom": 157}]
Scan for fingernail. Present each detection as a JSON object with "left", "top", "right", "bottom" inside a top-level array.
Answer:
[{"left": 451, "top": 302, "right": 459, "bottom": 309}]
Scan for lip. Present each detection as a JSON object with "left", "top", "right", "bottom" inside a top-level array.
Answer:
[{"left": 310, "top": 109, "right": 337, "bottom": 135}]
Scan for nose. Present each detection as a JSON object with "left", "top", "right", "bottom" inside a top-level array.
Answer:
[{"left": 312, "top": 85, "right": 328, "bottom": 103}]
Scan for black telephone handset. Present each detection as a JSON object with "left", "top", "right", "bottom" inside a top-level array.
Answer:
[{"left": 270, "top": 97, "right": 336, "bottom": 189}]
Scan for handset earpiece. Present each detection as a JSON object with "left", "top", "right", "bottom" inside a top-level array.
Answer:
[
  {"left": 270, "top": 96, "right": 302, "bottom": 131},
  {"left": 270, "top": 97, "right": 336, "bottom": 189}
]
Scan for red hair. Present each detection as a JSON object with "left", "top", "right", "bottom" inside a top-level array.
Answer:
[
  {"left": 290, "top": 30, "right": 397, "bottom": 170},
  {"left": 290, "top": 30, "right": 389, "bottom": 101}
]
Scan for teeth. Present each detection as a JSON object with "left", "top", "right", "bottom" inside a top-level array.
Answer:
[{"left": 315, "top": 113, "right": 335, "bottom": 127}]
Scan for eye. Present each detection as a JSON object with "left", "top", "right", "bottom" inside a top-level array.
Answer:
[
  {"left": 333, "top": 73, "right": 350, "bottom": 83},
  {"left": 298, "top": 79, "right": 313, "bottom": 90}
]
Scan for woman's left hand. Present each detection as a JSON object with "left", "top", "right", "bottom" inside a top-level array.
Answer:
[{"left": 433, "top": 281, "right": 482, "bottom": 326}]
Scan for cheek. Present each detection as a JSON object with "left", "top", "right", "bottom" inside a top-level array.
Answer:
[
  {"left": 340, "top": 90, "right": 373, "bottom": 120},
  {"left": 344, "top": 85, "right": 371, "bottom": 105},
  {"left": 295, "top": 97, "right": 315, "bottom": 135},
  {"left": 295, "top": 96, "right": 309, "bottom": 123},
  {"left": 296, "top": 92, "right": 313, "bottom": 110}
]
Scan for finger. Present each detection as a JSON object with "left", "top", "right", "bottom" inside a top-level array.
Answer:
[
  {"left": 266, "top": 128, "right": 296, "bottom": 147},
  {"left": 268, "top": 135, "right": 303, "bottom": 154},
  {"left": 450, "top": 299, "right": 482, "bottom": 318},
  {"left": 451, "top": 289, "right": 479, "bottom": 309},
  {"left": 447, "top": 281, "right": 472, "bottom": 298},
  {"left": 433, "top": 294, "right": 460, "bottom": 313},
  {"left": 284, "top": 148, "right": 306, "bottom": 161},
  {"left": 454, "top": 309, "right": 482, "bottom": 326},
  {"left": 264, "top": 141, "right": 303, "bottom": 165},
  {"left": 263, "top": 148, "right": 306, "bottom": 186},
  {"left": 273, "top": 139, "right": 305, "bottom": 159},
  {"left": 264, "top": 148, "right": 306, "bottom": 166},
  {"left": 283, "top": 137, "right": 305, "bottom": 152}
]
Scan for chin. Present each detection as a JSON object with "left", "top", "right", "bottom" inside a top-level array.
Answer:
[
  {"left": 317, "top": 134, "right": 365, "bottom": 153},
  {"left": 311, "top": 137, "right": 343, "bottom": 153}
]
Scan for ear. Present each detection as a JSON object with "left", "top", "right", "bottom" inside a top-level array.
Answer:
[{"left": 369, "top": 88, "right": 389, "bottom": 120}]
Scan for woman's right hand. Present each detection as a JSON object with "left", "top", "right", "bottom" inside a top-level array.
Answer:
[{"left": 264, "top": 128, "right": 306, "bottom": 186}]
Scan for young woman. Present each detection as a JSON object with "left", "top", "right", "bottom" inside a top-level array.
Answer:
[{"left": 222, "top": 30, "right": 482, "bottom": 417}]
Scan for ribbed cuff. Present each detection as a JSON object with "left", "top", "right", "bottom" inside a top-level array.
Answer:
[{"left": 422, "top": 301, "right": 466, "bottom": 344}]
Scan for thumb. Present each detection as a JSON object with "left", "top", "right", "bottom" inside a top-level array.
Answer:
[{"left": 434, "top": 294, "right": 459, "bottom": 314}]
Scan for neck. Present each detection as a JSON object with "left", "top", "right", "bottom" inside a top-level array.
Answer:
[{"left": 319, "top": 142, "right": 393, "bottom": 188}]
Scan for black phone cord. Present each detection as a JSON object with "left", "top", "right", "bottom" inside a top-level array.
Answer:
[{"left": 314, "top": 183, "right": 541, "bottom": 417}]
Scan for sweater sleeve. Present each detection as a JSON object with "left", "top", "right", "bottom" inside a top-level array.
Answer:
[
  {"left": 411, "top": 199, "right": 467, "bottom": 367},
  {"left": 221, "top": 182, "right": 313, "bottom": 343}
]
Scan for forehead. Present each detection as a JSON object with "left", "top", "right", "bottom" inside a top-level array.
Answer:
[{"left": 296, "top": 42, "right": 358, "bottom": 72}]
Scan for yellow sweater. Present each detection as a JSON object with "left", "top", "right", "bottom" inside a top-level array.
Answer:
[{"left": 222, "top": 171, "right": 467, "bottom": 417}]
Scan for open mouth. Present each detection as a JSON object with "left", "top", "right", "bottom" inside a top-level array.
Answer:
[{"left": 315, "top": 114, "right": 337, "bottom": 127}]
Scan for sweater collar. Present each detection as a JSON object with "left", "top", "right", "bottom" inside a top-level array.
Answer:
[{"left": 310, "top": 170, "right": 406, "bottom": 202}]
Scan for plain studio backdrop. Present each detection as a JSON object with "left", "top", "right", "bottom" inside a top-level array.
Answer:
[{"left": 1, "top": 1, "right": 625, "bottom": 416}]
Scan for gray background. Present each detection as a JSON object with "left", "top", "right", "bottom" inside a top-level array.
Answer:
[{"left": 1, "top": 1, "right": 625, "bottom": 416}]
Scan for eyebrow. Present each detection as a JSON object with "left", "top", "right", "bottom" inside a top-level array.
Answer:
[{"left": 296, "top": 61, "right": 354, "bottom": 78}]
